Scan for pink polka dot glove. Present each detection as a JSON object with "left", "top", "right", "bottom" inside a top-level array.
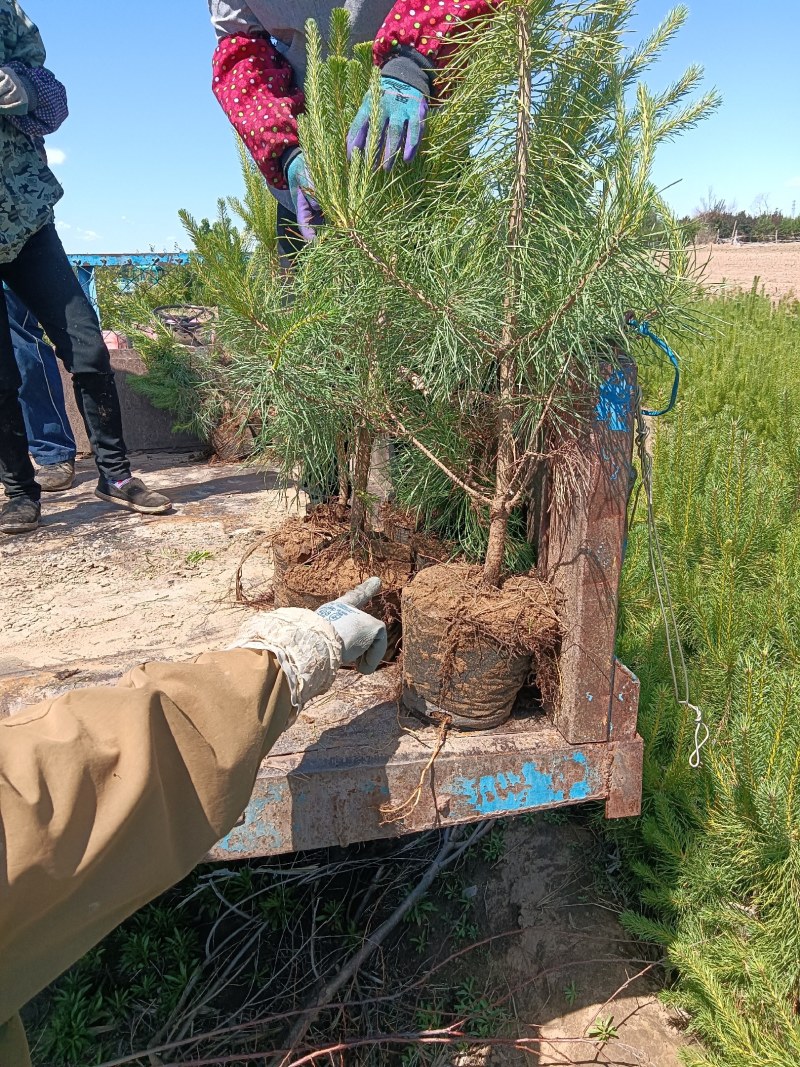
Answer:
[
  {"left": 286, "top": 152, "right": 325, "bottom": 242},
  {"left": 347, "top": 78, "right": 429, "bottom": 170}
]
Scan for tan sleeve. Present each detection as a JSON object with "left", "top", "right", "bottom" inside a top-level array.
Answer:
[{"left": 0, "top": 648, "right": 293, "bottom": 1026}]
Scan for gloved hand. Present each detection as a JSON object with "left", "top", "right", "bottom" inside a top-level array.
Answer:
[
  {"left": 229, "top": 579, "right": 386, "bottom": 711},
  {"left": 317, "top": 577, "right": 388, "bottom": 674},
  {"left": 285, "top": 152, "right": 324, "bottom": 242},
  {"left": 0, "top": 66, "right": 30, "bottom": 115},
  {"left": 347, "top": 77, "right": 429, "bottom": 171}
]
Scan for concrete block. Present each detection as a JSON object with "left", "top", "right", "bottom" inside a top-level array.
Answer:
[{"left": 58, "top": 349, "right": 203, "bottom": 455}]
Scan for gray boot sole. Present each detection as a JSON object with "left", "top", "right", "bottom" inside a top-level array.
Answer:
[{"left": 0, "top": 517, "right": 41, "bottom": 535}]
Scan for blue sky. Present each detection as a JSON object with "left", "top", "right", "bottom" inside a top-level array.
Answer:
[{"left": 20, "top": 0, "right": 800, "bottom": 253}]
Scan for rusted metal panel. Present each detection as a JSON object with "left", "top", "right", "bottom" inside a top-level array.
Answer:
[
  {"left": 208, "top": 668, "right": 621, "bottom": 860},
  {"left": 604, "top": 737, "right": 644, "bottom": 819},
  {"left": 540, "top": 361, "right": 637, "bottom": 744},
  {"left": 2, "top": 649, "right": 643, "bottom": 861},
  {"left": 609, "top": 658, "right": 640, "bottom": 742}
]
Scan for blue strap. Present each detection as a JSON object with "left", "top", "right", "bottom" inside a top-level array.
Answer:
[{"left": 625, "top": 314, "right": 680, "bottom": 417}]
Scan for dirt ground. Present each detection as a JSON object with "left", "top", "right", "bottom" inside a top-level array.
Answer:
[
  {"left": 695, "top": 241, "right": 800, "bottom": 301},
  {"left": 0, "top": 453, "right": 287, "bottom": 685},
  {"left": 451, "top": 818, "right": 690, "bottom": 1067},
  {"left": 1, "top": 452, "right": 688, "bottom": 1065}
]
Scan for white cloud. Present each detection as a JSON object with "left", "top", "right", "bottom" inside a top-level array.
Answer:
[
  {"left": 55, "top": 221, "right": 100, "bottom": 243},
  {"left": 46, "top": 146, "right": 67, "bottom": 166},
  {"left": 786, "top": 176, "right": 800, "bottom": 189}
]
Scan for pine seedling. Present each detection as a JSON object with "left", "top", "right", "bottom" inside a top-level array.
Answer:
[{"left": 180, "top": 1, "right": 717, "bottom": 569}]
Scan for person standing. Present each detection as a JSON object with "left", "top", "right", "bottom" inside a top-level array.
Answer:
[
  {"left": 6, "top": 287, "right": 77, "bottom": 491},
  {"left": 0, "top": 0, "right": 171, "bottom": 536}
]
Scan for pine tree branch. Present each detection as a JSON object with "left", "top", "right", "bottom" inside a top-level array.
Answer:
[
  {"left": 387, "top": 410, "right": 492, "bottom": 507},
  {"left": 346, "top": 230, "right": 495, "bottom": 349},
  {"left": 527, "top": 238, "right": 622, "bottom": 344}
]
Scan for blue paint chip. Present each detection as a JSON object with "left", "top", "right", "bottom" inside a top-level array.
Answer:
[
  {"left": 595, "top": 370, "right": 634, "bottom": 431},
  {"left": 215, "top": 784, "right": 287, "bottom": 855},
  {"left": 569, "top": 780, "right": 591, "bottom": 800}
]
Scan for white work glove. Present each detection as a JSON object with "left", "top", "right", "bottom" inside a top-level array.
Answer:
[
  {"left": 316, "top": 577, "right": 388, "bottom": 674},
  {"left": 229, "top": 578, "right": 386, "bottom": 712},
  {"left": 0, "top": 66, "right": 30, "bottom": 114}
]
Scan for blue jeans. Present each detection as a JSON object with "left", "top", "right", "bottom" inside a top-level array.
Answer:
[{"left": 4, "top": 285, "right": 76, "bottom": 466}]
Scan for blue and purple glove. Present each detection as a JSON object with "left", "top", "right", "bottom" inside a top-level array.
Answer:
[
  {"left": 347, "top": 77, "right": 429, "bottom": 171},
  {"left": 286, "top": 152, "right": 325, "bottom": 243}
]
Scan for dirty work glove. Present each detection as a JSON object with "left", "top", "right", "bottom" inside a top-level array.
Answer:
[
  {"left": 317, "top": 577, "right": 388, "bottom": 674},
  {"left": 285, "top": 151, "right": 324, "bottom": 243},
  {"left": 229, "top": 579, "right": 385, "bottom": 713},
  {"left": 347, "top": 77, "right": 429, "bottom": 171},
  {"left": 0, "top": 66, "right": 30, "bottom": 114}
]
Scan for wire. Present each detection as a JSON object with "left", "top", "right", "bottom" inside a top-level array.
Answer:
[
  {"left": 634, "top": 399, "right": 709, "bottom": 769},
  {"left": 625, "top": 314, "right": 681, "bottom": 418}
]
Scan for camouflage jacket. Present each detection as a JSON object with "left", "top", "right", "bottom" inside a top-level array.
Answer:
[{"left": 0, "top": 1, "right": 64, "bottom": 264}]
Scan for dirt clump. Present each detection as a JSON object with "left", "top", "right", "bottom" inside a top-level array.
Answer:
[
  {"left": 402, "top": 562, "right": 561, "bottom": 729},
  {"left": 281, "top": 537, "right": 412, "bottom": 606}
]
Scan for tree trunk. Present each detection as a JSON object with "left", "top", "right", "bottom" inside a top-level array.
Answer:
[
  {"left": 349, "top": 423, "right": 373, "bottom": 538},
  {"left": 335, "top": 434, "right": 350, "bottom": 516},
  {"left": 483, "top": 506, "right": 511, "bottom": 587},
  {"left": 482, "top": 7, "right": 531, "bottom": 588}
]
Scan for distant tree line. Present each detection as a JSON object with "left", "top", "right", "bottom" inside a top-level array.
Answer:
[{"left": 681, "top": 201, "right": 800, "bottom": 244}]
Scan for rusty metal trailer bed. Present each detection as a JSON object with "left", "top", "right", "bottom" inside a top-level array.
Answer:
[
  {"left": 210, "top": 360, "right": 644, "bottom": 858},
  {"left": 0, "top": 360, "right": 642, "bottom": 858}
]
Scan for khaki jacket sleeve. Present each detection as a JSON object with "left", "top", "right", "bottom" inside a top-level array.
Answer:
[{"left": 0, "top": 648, "right": 293, "bottom": 1029}]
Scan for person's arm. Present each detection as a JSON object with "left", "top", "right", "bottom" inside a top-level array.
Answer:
[
  {"left": 0, "top": 647, "right": 298, "bottom": 1025},
  {"left": 374, "top": 0, "right": 506, "bottom": 84},
  {"left": 1, "top": 3, "right": 68, "bottom": 136},
  {"left": 5, "top": 61, "right": 68, "bottom": 137},
  {"left": 0, "top": 582, "right": 396, "bottom": 1032},
  {"left": 348, "top": 1, "right": 506, "bottom": 170},
  {"left": 209, "top": 1, "right": 304, "bottom": 189}
]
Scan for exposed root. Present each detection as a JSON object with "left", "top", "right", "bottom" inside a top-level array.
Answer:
[{"left": 379, "top": 715, "right": 451, "bottom": 825}]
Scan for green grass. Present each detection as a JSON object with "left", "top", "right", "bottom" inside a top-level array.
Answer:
[{"left": 613, "top": 288, "right": 800, "bottom": 1066}]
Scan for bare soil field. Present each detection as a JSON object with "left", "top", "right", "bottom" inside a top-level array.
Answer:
[{"left": 695, "top": 242, "right": 800, "bottom": 301}]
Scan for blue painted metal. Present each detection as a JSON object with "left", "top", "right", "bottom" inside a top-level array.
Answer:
[
  {"left": 66, "top": 253, "right": 190, "bottom": 268},
  {"left": 595, "top": 368, "right": 636, "bottom": 432},
  {"left": 449, "top": 752, "right": 599, "bottom": 817},
  {"left": 202, "top": 667, "right": 643, "bottom": 861},
  {"left": 66, "top": 253, "right": 190, "bottom": 323}
]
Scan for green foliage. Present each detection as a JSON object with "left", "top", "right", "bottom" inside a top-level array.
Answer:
[
  {"left": 480, "top": 824, "right": 507, "bottom": 863},
  {"left": 612, "top": 291, "right": 800, "bottom": 1065},
  {"left": 564, "top": 979, "right": 580, "bottom": 1005},
  {"left": 186, "top": 0, "right": 715, "bottom": 566},
  {"left": 94, "top": 253, "right": 236, "bottom": 442},
  {"left": 681, "top": 203, "right": 800, "bottom": 244},
  {"left": 454, "top": 976, "right": 512, "bottom": 1038}
]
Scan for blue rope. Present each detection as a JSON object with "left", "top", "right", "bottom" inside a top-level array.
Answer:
[{"left": 625, "top": 314, "right": 680, "bottom": 417}]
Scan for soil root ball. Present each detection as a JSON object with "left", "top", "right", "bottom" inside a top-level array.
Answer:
[
  {"left": 401, "top": 562, "right": 561, "bottom": 730},
  {"left": 270, "top": 510, "right": 412, "bottom": 666}
]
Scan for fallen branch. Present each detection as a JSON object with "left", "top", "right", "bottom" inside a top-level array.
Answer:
[
  {"left": 273, "top": 822, "right": 494, "bottom": 1066},
  {"left": 582, "top": 961, "right": 661, "bottom": 1037}
]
